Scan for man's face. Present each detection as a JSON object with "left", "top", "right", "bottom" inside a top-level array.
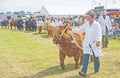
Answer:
[
  {"left": 103, "top": 14, "right": 106, "bottom": 17},
  {"left": 86, "top": 14, "right": 93, "bottom": 21}
]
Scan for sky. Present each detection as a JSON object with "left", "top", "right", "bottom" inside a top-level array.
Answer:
[{"left": 0, "top": 0, "right": 120, "bottom": 15}]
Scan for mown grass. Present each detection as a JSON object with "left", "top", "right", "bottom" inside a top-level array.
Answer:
[{"left": 0, "top": 28, "right": 120, "bottom": 78}]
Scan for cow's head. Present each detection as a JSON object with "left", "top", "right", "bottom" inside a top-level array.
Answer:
[{"left": 52, "top": 25, "right": 70, "bottom": 44}]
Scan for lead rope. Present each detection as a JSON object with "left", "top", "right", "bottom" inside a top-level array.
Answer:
[
  {"left": 55, "top": 26, "right": 67, "bottom": 50},
  {"left": 70, "top": 31, "right": 83, "bottom": 49},
  {"left": 60, "top": 26, "right": 67, "bottom": 39}
]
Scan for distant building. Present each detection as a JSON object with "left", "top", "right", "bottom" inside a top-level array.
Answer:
[
  {"left": 0, "top": 6, "right": 85, "bottom": 21},
  {"left": 13, "top": 12, "right": 19, "bottom": 15},
  {"left": 6, "top": 11, "right": 12, "bottom": 14},
  {"left": 0, "top": 14, "right": 7, "bottom": 21},
  {"left": 0, "top": 12, "right": 5, "bottom": 14},
  {"left": 39, "top": 6, "right": 50, "bottom": 17},
  {"left": 26, "top": 11, "right": 32, "bottom": 15},
  {"left": 19, "top": 11, "right": 26, "bottom": 16},
  {"left": 35, "top": 6, "right": 83, "bottom": 18},
  {"left": 0, "top": 12, "right": 18, "bottom": 21},
  {"left": 90, "top": 6, "right": 120, "bottom": 17}
]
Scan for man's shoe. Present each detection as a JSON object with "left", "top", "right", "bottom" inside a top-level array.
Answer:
[
  {"left": 79, "top": 72, "right": 86, "bottom": 77},
  {"left": 94, "top": 71, "right": 99, "bottom": 74}
]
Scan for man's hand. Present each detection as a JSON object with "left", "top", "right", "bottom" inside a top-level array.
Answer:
[
  {"left": 96, "top": 41, "right": 100, "bottom": 47},
  {"left": 109, "top": 29, "right": 112, "bottom": 32}
]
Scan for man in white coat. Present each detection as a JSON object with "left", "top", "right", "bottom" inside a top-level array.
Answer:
[
  {"left": 69, "top": 11, "right": 102, "bottom": 76},
  {"left": 98, "top": 12, "right": 112, "bottom": 48}
]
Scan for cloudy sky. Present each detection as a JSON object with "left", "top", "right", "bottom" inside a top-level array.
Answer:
[{"left": 0, "top": 0, "right": 120, "bottom": 15}]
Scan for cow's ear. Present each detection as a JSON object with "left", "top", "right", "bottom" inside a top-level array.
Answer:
[
  {"left": 61, "top": 25, "right": 66, "bottom": 30},
  {"left": 59, "top": 26, "right": 63, "bottom": 30}
]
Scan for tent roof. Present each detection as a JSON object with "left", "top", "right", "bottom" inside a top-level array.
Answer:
[{"left": 106, "top": 11, "right": 120, "bottom": 15}]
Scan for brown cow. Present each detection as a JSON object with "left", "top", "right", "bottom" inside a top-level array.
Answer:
[
  {"left": 45, "top": 22, "right": 56, "bottom": 37},
  {"left": 52, "top": 25, "right": 84, "bottom": 69},
  {"left": 10, "top": 19, "right": 16, "bottom": 30}
]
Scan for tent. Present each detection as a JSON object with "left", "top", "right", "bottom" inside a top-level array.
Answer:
[{"left": 106, "top": 12, "right": 120, "bottom": 18}]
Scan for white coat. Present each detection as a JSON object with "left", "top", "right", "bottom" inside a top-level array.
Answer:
[
  {"left": 98, "top": 15, "right": 112, "bottom": 35},
  {"left": 72, "top": 20, "right": 102, "bottom": 57}
]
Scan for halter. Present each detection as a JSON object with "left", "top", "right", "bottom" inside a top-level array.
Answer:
[
  {"left": 59, "top": 26, "right": 83, "bottom": 49},
  {"left": 70, "top": 31, "right": 83, "bottom": 49},
  {"left": 59, "top": 26, "right": 67, "bottom": 39}
]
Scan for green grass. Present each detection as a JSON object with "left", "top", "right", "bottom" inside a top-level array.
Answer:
[{"left": 0, "top": 28, "right": 120, "bottom": 78}]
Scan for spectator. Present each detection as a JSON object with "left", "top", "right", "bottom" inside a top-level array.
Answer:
[{"left": 98, "top": 12, "right": 112, "bottom": 48}]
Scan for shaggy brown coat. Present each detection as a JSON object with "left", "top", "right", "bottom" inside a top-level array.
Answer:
[
  {"left": 10, "top": 19, "right": 16, "bottom": 29},
  {"left": 44, "top": 22, "right": 56, "bottom": 37},
  {"left": 52, "top": 26, "right": 85, "bottom": 69}
]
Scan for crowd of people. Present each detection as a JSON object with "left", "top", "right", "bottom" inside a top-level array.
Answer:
[
  {"left": 0, "top": 15, "right": 87, "bottom": 30},
  {"left": 110, "top": 19, "right": 120, "bottom": 39},
  {"left": 0, "top": 17, "right": 38, "bottom": 32},
  {"left": 0, "top": 12, "right": 120, "bottom": 41},
  {"left": 0, "top": 12, "right": 120, "bottom": 42}
]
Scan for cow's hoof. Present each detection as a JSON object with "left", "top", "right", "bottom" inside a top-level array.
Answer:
[
  {"left": 75, "top": 66, "right": 79, "bottom": 69},
  {"left": 79, "top": 63, "right": 83, "bottom": 65},
  {"left": 61, "top": 67, "right": 65, "bottom": 70}
]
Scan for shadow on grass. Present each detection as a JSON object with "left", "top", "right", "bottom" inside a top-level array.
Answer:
[
  {"left": 23, "top": 31, "right": 32, "bottom": 33},
  {"left": 65, "top": 75, "right": 80, "bottom": 78},
  {"left": 65, "top": 73, "right": 94, "bottom": 78},
  {"left": 32, "top": 32, "right": 51, "bottom": 38},
  {"left": 40, "top": 34, "right": 51, "bottom": 38},
  {"left": 22, "top": 63, "right": 81, "bottom": 78},
  {"left": 32, "top": 33, "right": 41, "bottom": 35},
  {"left": 32, "top": 32, "right": 46, "bottom": 35}
]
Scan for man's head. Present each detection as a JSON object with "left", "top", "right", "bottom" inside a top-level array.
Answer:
[
  {"left": 102, "top": 11, "right": 106, "bottom": 15},
  {"left": 86, "top": 11, "right": 96, "bottom": 18},
  {"left": 102, "top": 11, "right": 107, "bottom": 18},
  {"left": 86, "top": 11, "right": 95, "bottom": 21}
]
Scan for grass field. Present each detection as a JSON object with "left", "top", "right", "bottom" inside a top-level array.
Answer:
[{"left": 0, "top": 28, "right": 120, "bottom": 78}]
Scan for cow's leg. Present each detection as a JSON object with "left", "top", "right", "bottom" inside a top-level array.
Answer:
[
  {"left": 11, "top": 26, "right": 12, "bottom": 29},
  {"left": 14, "top": 26, "right": 16, "bottom": 30},
  {"left": 39, "top": 26, "right": 42, "bottom": 33},
  {"left": 49, "top": 30, "right": 51, "bottom": 36},
  {"left": 79, "top": 51, "right": 84, "bottom": 65},
  {"left": 47, "top": 30, "right": 50, "bottom": 36},
  {"left": 47, "top": 29, "right": 48, "bottom": 35},
  {"left": 38, "top": 26, "right": 40, "bottom": 34},
  {"left": 50, "top": 30, "right": 53, "bottom": 37},
  {"left": 74, "top": 53, "right": 80, "bottom": 69},
  {"left": 59, "top": 50, "right": 65, "bottom": 70},
  {"left": 90, "top": 55, "right": 94, "bottom": 62}
]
